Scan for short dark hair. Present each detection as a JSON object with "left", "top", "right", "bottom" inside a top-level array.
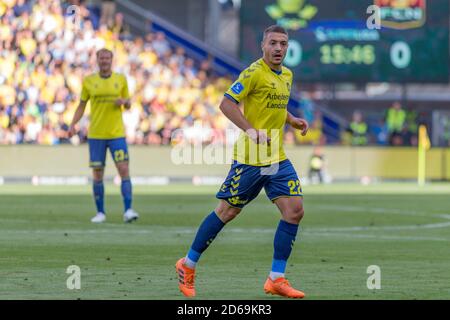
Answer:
[
  {"left": 96, "top": 48, "right": 113, "bottom": 58},
  {"left": 263, "top": 25, "right": 288, "bottom": 40}
]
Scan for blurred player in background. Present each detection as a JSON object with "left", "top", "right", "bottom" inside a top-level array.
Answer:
[
  {"left": 68, "top": 48, "right": 139, "bottom": 224},
  {"left": 176, "top": 25, "right": 309, "bottom": 298},
  {"left": 309, "top": 146, "right": 325, "bottom": 184}
]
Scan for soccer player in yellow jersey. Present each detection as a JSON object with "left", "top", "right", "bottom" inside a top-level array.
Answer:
[
  {"left": 68, "top": 48, "right": 139, "bottom": 224},
  {"left": 176, "top": 26, "right": 309, "bottom": 298}
]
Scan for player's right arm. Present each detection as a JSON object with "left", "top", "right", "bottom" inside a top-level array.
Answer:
[
  {"left": 219, "top": 97, "right": 269, "bottom": 145},
  {"left": 115, "top": 74, "right": 131, "bottom": 109},
  {"left": 68, "top": 101, "right": 87, "bottom": 138},
  {"left": 219, "top": 97, "right": 252, "bottom": 132},
  {"left": 220, "top": 66, "right": 270, "bottom": 145},
  {"left": 68, "top": 77, "right": 89, "bottom": 138}
]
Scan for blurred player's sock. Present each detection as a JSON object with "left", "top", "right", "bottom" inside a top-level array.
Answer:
[
  {"left": 270, "top": 220, "right": 299, "bottom": 280},
  {"left": 269, "top": 271, "right": 285, "bottom": 280},
  {"left": 184, "top": 252, "right": 198, "bottom": 269},
  {"left": 121, "top": 178, "right": 132, "bottom": 211},
  {"left": 185, "top": 211, "right": 225, "bottom": 269},
  {"left": 93, "top": 180, "right": 105, "bottom": 213}
]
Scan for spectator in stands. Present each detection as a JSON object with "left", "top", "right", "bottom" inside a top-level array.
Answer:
[
  {"left": 349, "top": 110, "right": 368, "bottom": 146},
  {"left": 0, "top": 108, "right": 9, "bottom": 129},
  {"left": 13, "top": 0, "right": 31, "bottom": 16},
  {"left": 152, "top": 32, "right": 171, "bottom": 58},
  {"left": 55, "top": 114, "right": 70, "bottom": 144},
  {"left": 24, "top": 115, "right": 41, "bottom": 144},
  {"left": 100, "top": 0, "right": 116, "bottom": 29},
  {"left": 390, "top": 132, "right": 404, "bottom": 146},
  {"left": 373, "top": 119, "right": 388, "bottom": 146},
  {"left": 386, "top": 102, "right": 406, "bottom": 145},
  {"left": 405, "top": 106, "right": 418, "bottom": 135},
  {"left": 399, "top": 126, "right": 410, "bottom": 146},
  {"left": 112, "top": 12, "right": 131, "bottom": 40}
]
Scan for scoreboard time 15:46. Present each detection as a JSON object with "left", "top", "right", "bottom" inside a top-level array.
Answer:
[{"left": 240, "top": 0, "right": 449, "bottom": 83}]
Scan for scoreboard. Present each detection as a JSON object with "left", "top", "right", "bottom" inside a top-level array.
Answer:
[{"left": 240, "top": 0, "right": 449, "bottom": 83}]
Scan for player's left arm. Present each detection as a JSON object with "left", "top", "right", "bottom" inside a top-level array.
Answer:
[
  {"left": 286, "top": 111, "right": 309, "bottom": 136},
  {"left": 116, "top": 75, "right": 131, "bottom": 110}
]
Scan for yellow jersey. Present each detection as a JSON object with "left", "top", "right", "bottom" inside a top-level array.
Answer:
[
  {"left": 80, "top": 72, "right": 129, "bottom": 139},
  {"left": 225, "top": 58, "right": 293, "bottom": 166}
]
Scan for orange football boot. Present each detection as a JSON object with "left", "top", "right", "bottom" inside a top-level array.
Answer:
[
  {"left": 264, "top": 277, "right": 305, "bottom": 299},
  {"left": 175, "top": 258, "right": 196, "bottom": 297}
]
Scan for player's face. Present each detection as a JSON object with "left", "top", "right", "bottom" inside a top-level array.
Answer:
[
  {"left": 97, "top": 51, "right": 113, "bottom": 73},
  {"left": 262, "top": 32, "right": 289, "bottom": 67}
]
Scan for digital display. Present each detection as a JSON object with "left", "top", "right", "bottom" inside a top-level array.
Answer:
[{"left": 240, "top": 0, "right": 449, "bottom": 83}]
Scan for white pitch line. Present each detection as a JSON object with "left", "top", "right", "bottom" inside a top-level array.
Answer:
[
  {"left": 309, "top": 221, "right": 450, "bottom": 232},
  {"left": 308, "top": 204, "right": 449, "bottom": 218},
  {"left": 302, "top": 205, "right": 450, "bottom": 231},
  {"left": 0, "top": 228, "right": 447, "bottom": 242},
  {"left": 302, "top": 232, "right": 449, "bottom": 242},
  {"left": 2, "top": 220, "right": 450, "bottom": 234},
  {"left": 0, "top": 225, "right": 449, "bottom": 241},
  {"left": 2, "top": 212, "right": 450, "bottom": 235},
  {"left": 1, "top": 206, "right": 450, "bottom": 238}
]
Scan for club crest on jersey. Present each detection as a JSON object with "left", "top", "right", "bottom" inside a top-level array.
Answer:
[{"left": 231, "top": 82, "right": 244, "bottom": 94}]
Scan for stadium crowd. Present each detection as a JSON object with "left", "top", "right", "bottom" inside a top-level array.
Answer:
[
  {"left": 0, "top": 0, "right": 423, "bottom": 147},
  {"left": 340, "top": 102, "right": 427, "bottom": 147},
  {"left": 0, "top": 0, "right": 238, "bottom": 146}
]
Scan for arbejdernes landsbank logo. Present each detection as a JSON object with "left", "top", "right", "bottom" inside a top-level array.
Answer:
[{"left": 265, "top": 0, "right": 318, "bottom": 30}]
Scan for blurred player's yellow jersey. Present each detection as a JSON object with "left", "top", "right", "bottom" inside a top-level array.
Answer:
[
  {"left": 80, "top": 72, "right": 129, "bottom": 139},
  {"left": 225, "top": 58, "right": 293, "bottom": 166}
]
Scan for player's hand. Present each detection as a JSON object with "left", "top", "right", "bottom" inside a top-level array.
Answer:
[
  {"left": 115, "top": 98, "right": 125, "bottom": 107},
  {"left": 290, "top": 118, "right": 309, "bottom": 136},
  {"left": 68, "top": 125, "right": 76, "bottom": 138},
  {"left": 246, "top": 129, "right": 271, "bottom": 145},
  {"left": 116, "top": 98, "right": 131, "bottom": 109}
]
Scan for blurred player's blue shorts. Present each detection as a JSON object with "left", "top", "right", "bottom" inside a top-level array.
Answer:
[
  {"left": 88, "top": 137, "right": 129, "bottom": 168},
  {"left": 216, "top": 159, "right": 303, "bottom": 208}
]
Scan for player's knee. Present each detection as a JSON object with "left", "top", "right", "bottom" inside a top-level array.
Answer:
[
  {"left": 93, "top": 168, "right": 104, "bottom": 181},
  {"left": 215, "top": 202, "right": 241, "bottom": 223},
  {"left": 117, "top": 162, "right": 129, "bottom": 178},
  {"left": 286, "top": 204, "right": 304, "bottom": 223},
  {"left": 220, "top": 208, "right": 241, "bottom": 223}
]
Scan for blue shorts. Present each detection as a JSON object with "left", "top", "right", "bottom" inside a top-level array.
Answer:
[
  {"left": 216, "top": 159, "right": 303, "bottom": 208},
  {"left": 88, "top": 137, "right": 129, "bottom": 168}
]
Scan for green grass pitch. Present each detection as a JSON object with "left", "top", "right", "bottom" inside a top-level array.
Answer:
[{"left": 0, "top": 183, "right": 449, "bottom": 300}]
